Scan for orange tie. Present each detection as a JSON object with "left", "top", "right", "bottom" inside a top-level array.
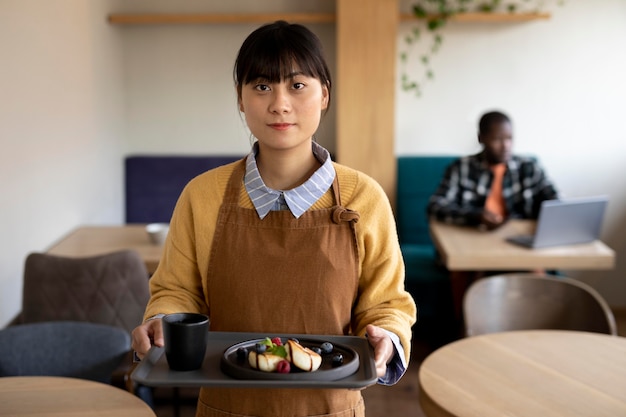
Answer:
[{"left": 485, "top": 163, "right": 506, "bottom": 217}]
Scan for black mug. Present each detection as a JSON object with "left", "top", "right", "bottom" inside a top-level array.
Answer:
[{"left": 162, "top": 313, "right": 210, "bottom": 371}]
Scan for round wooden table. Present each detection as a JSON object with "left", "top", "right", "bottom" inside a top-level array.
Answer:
[
  {"left": 419, "top": 330, "right": 626, "bottom": 417},
  {"left": 0, "top": 376, "right": 156, "bottom": 417}
]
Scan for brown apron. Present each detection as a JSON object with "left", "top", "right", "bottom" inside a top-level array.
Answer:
[{"left": 196, "top": 160, "right": 364, "bottom": 417}]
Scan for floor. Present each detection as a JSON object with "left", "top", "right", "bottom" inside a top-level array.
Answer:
[{"left": 152, "top": 308, "right": 626, "bottom": 417}]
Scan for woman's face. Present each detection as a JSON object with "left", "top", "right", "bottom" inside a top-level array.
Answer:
[{"left": 238, "top": 69, "right": 329, "bottom": 153}]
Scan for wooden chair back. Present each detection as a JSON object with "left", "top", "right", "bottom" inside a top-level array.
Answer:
[{"left": 463, "top": 273, "right": 617, "bottom": 336}]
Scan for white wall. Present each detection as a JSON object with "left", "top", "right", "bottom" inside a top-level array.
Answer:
[
  {"left": 0, "top": 0, "right": 126, "bottom": 326},
  {"left": 396, "top": 0, "right": 626, "bottom": 306},
  {"left": 116, "top": 0, "right": 336, "bottom": 156},
  {"left": 1, "top": 0, "right": 624, "bottom": 326}
]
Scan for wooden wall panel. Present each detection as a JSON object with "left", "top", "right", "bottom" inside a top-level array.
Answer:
[{"left": 336, "top": 0, "right": 398, "bottom": 204}]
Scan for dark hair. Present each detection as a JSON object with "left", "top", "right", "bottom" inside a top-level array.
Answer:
[
  {"left": 478, "top": 111, "right": 511, "bottom": 136},
  {"left": 234, "top": 21, "right": 332, "bottom": 109}
]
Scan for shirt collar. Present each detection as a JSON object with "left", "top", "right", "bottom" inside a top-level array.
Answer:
[
  {"left": 476, "top": 151, "right": 516, "bottom": 171},
  {"left": 244, "top": 142, "right": 336, "bottom": 219}
]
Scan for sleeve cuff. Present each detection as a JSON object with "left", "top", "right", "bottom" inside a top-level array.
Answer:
[{"left": 377, "top": 329, "right": 407, "bottom": 386}]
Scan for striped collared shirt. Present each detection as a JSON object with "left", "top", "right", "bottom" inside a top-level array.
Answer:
[{"left": 244, "top": 141, "right": 335, "bottom": 219}]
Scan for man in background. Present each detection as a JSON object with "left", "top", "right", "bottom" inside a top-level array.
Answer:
[{"left": 427, "top": 110, "right": 558, "bottom": 229}]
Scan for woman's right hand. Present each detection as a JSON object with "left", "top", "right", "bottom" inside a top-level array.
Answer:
[{"left": 131, "top": 318, "right": 164, "bottom": 360}]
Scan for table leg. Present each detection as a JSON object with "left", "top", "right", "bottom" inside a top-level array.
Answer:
[{"left": 450, "top": 271, "right": 470, "bottom": 321}]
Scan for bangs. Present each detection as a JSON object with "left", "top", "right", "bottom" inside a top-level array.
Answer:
[
  {"left": 239, "top": 50, "right": 318, "bottom": 85},
  {"left": 234, "top": 21, "right": 331, "bottom": 88},
  {"left": 238, "top": 39, "right": 322, "bottom": 85}
]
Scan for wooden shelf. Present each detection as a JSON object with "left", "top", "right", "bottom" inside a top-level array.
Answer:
[
  {"left": 400, "top": 12, "right": 551, "bottom": 22},
  {"left": 107, "top": 13, "right": 336, "bottom": 25},
  {"left": 108, "top": 12, "right": 550, "bottom": 25}
]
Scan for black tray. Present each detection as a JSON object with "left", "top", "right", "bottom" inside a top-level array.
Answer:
[{"left": 131, "top": 331, "right": 378, "bottom": 389}]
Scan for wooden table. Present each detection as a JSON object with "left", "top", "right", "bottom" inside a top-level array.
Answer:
[
  {"left": 46, "top": 225, "right": 163, "bottom": 274},
  {"left": 419, "top": 330, "right": 626, "bottom": 417},
  {"left": 429, "top": 219, "right": 615, "bottom": 271},
  {"left": 429, "top": 219, "right": 616, "bottom": 319},
  {"left": 0, "top": 376, "right": 156, "bottom": 417}
]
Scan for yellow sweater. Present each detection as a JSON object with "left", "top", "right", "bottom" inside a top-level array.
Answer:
[{"left": 145, "top": 161, "right": 417, "bottom": 363}]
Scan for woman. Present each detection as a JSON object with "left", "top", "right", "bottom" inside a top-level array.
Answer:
[{"left": 132, "top": 21, "right": 416, "bottom": 417}]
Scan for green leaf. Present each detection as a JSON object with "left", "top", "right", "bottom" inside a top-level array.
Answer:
[
  {"left": 432, "top": 34, "right": 443, "bottom": 53},
  {"left": 413, "top": 5, "right": 427, "bottom": 18},
  {"left": 427, "top": 18, "right": 445, "bottom": 31},
  {"left": 267, "top": 345, "right": 287, "bottom": 358},
  {"left": 401, "top": 78, "right": 417, "bottom": 92}
]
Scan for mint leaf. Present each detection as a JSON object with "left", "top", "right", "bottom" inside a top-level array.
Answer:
[{"left": 268, "top": 345, "right": 287, "bottom": 358}]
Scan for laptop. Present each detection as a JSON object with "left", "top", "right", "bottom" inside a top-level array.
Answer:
[{"left": 506, "top": 196, "right": 608, "bottom": 249}]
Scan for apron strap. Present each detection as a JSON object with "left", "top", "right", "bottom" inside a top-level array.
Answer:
[
  {"left": 330, "top": 167, "right": 360, "bottom": 224},
  {"left": 332, "top": 207, "right": 360, "bottom": 224},
  {"left": 222, "top": 159, "right": 247, "bottom": 205}
]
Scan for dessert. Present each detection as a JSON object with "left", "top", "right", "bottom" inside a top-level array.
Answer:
[
  {"left": 286, "top": 339, "right": 322, "bottom": 372},
  {"left": 247, "top": 337, "right": 324, "bottom": 373}
]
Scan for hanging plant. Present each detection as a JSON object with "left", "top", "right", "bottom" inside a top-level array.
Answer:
[{"left": 400, "top": 0, "right": 565, "bottom": 97}]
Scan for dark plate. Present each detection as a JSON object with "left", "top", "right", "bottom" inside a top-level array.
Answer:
[
  {"left": 221, "top": 337, "right": 359, "bottom": 381},
  {"left": 131, "top": 331, "right": 377, "bottom": 389}
]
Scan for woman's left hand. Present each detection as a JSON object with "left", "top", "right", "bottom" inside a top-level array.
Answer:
[{"left": 365, "top": 324, "right": 394, "bottom": 377}]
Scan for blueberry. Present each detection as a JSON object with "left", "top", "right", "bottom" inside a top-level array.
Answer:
[
  {"left": 311, "top": 347, "right": 322, "bottom": 355},
  {"left": 332, "top": 354, "right": 344, "bottom": 367},
  {"left": 288, "top": 337, "right": 300, "bottom": 344},
  {"left": 236, "top": 347, "right": 248, "bottom": 362},
  {"left": 255, "top": 342, "right": 267, "bottom": 353},
  {"left": 320, "top": 342, "right": 333, "bottom": 354}
]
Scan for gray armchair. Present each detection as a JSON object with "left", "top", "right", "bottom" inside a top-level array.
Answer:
[
  {"left": 10, "top": 250, "right": 152, "bottom": 403},
  {"left": 16, "top": 250, "right": 150, "bottom": 330}
]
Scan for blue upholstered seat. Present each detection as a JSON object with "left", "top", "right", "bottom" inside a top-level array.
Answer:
[
  {"left": 125, "top": 155, "right": 243, "bottom": 223},
  {"left": 396, "top": 156, "right": 457, "bottom": 281},
  {"left": 0, "top": 321, "right": 130, "bottom": 383},
  {"left": 396, "top": 156, "right": 458, "bottom": 344}
]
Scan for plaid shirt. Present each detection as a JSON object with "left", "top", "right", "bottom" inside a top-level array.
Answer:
[{"left": 427, "top": 152, "right": 558, "bottom": 226}]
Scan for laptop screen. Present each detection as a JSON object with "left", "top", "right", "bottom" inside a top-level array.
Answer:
[{"left": 532, "top": 196, "right": 608, "bottom": 248}]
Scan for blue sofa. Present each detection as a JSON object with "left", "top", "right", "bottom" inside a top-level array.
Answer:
[
  {"left": 396, "top": 156, "right": 459, "bottom": 343},
  {"left": 125, "top": 155, "right": 243, "bottom": 223}
]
